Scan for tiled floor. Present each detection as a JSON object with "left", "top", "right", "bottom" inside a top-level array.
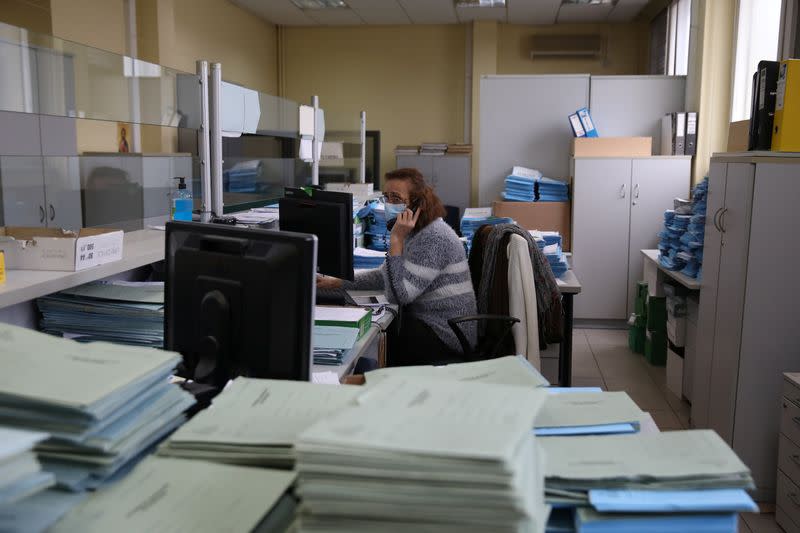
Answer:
[{"left": 573, "top": 328, "right": 783, "bottom": 533}]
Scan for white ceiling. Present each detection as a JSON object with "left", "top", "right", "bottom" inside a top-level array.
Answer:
[{"left": 229, "top": 0, "right": 652, "bottom": 26}]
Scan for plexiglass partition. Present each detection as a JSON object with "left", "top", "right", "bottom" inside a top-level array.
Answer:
[
  {"left": 0, "top": 22, "right": 203, "bottom": 231},
  {"left": 219, "top": 81, "right": 309, "bottom": 213},
  {"left": 318, "top": 109, "right": 367, "bottom": 186}
]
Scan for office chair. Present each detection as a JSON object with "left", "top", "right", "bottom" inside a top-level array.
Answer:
[{"left": 447, "top": 224, "right": 531, "bottom": 362}]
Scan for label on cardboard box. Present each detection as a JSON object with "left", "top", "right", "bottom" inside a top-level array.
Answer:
[{"left": 0, "top": 227, "right": 124, "bottom": 271}]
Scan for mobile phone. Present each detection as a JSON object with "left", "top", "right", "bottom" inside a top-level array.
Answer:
[{"left": 387, "top": 207, "right": 417, "bottom": 232}]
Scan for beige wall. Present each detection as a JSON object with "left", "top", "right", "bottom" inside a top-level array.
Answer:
[
  {"left": 281, "top": 25, "right": 466, "bottom": 183},
  {"left": 0, "top": 0, "right": 52, "bottom": 34},
  {"left": 497, "top": 23, "right": 649, "bottom": 76},
  {"left": 50, "top": 0, "right": 126, "bottom": 55},
  {"left": 165, "top": 0, "right": 278, "bottom": 94}
]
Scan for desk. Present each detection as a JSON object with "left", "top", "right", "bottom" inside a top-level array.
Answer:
[
  {"left": 312, "top": 291, "right": 397, "bottom": 381},
  {"left": 0, "top": 229, "right": 164, "bottom": 310},
  {"left": 556, "top": 270, "right": 582, "bottom": 387},
  {"left": 641, "top": 249, "right": 701, "bottom": 291}
]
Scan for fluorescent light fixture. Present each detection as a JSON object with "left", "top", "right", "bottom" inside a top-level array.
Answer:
[
  {"left": 291, "top": 0, "right": 347, "bottom": 9},
  {"left": 455, "top": 0, "right": 506, "bottom": 7},
  {"left": 561, "top": 0, "right": 615, "bottom": 4}
]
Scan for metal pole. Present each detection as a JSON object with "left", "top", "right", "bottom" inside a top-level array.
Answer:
[
  {"left": 359, "top": 111, "right": 366, "bottom": 184},
  {"left": 311, "top": 95, "right": 319, "bottom": 186},
  {"left": 210, "top": 63, "right": 224, "bottom": 216},
  {"left": 197, "top": 61, "right": 212, "bottom": 221}
]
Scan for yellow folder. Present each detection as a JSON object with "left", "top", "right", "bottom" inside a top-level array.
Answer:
[{"left": 772, "top": 59, "right": 800, "bottom": 152}]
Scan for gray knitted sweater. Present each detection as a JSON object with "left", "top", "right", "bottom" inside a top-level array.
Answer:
[{"left": 345, "top": 218, "right": 477, "bottom": 351}]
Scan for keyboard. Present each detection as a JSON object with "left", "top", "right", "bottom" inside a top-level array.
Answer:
[{"left": 316, "top": 288, "right": 359, "bottom": 307}]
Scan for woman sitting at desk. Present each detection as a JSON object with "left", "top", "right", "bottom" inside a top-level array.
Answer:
[{"left": 317, "top": 168, "right": 477, "bottom": 366}]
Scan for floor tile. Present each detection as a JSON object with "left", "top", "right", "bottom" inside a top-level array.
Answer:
[
  {"left": 644, "top": 361, "right": 668, "bottom": 388},
  {"left": 572, "top": 347, "right": 602, "bottom": 379},
  {"left": 584, "top": 328, "right": 629, "bottom": 347},
  {"left": 742, "top": 512, "right": 782, "bottom": 533},
  {"left": 648, "top": 409, "right": 683, "bottom": 431},
  {"left": 605, "top": 378, "right": 671, "bottom": 411},
  {"left": 571, "top": 377, "right": 607, "bottom": 390},
  {"left": 663, "top": 390, "right": 692, "bottom": 428},
  {"left": 592, "top": 348, "right": 652, "bottom": 381},
  {"left": 572, "top": 329, "right": 591, "bottom": 348},
  {"left": 739, "top": 516, "right": 753, "bottom": 533}
]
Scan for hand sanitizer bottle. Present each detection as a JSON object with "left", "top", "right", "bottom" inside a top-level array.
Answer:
[{"left": 171, "top": 177, "right": 193, "bottom": 221}]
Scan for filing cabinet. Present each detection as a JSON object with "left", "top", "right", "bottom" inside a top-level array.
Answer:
[{"left": 777, "top": 373, "right": 800, "bottom": 531}]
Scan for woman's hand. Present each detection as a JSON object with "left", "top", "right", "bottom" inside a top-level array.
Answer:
[
  {"left": 389, "top": 208, "right": 420, "bottom": 256},
  {"left": 390, "top": 208, "right": 420, "bottom": 241},
  {"left": 317, "top": 274, "right": 343, "bottom": 290}
]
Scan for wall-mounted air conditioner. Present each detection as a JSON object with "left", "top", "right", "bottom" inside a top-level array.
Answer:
[{"left": 529, "top": 34, "right": 606, "bottom": 59}]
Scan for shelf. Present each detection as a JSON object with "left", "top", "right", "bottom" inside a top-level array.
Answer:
[
  {"left": 0, "top": 229, "right": 165, "bottom": 309},
  {"left": 641, "top": 249, "right": 701, "bottom": 291}
]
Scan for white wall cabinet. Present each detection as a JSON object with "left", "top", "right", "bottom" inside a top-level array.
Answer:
[
  {"left": 572, "top": 156, "right": 690, "bottom": 320},
  {"left": 692, "top": 155, "right": 800, "bottom": 501}
]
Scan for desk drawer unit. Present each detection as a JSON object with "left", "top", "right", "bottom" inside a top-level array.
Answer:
[
  {"left": 778, "top": 373, "right": 800, "bottom": 532},
  {"left": 781, "top": 399, "right": 800, "bottom": 449}
]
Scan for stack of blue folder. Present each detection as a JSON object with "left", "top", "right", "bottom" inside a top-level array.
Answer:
[
  {"left": 312, "top": 348, "right": 346, "bottom": 366},
  {"left": 354, "top": 247, "right": 386, "bottom": 270},
  {"left": 657, "top": 177, "right": 708, "bottom": 279},
  {"left": 460, "top": 210, "right": 514, "bottom": 253},
  {"left": 223, "top": 160, "right": 262, "bottom": 193},
  {"left": 537, "top": 177, "right": 570, "bottom": 202},
  {"left": 502, "top": 171, "right": 570, "bottom": 203},
  {"left": 503, "top": 175, "right": 537, "bottom": 202},
  {"left": 358, "top": 201, "right": 390, "bottom": 252},
  {"left": 37, "top": 281, "right": 165, "bottom": 348}
]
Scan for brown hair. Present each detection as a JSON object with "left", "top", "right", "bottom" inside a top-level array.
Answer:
[{"left": 384, "top": 168, "right": 447, "bottom": 229}]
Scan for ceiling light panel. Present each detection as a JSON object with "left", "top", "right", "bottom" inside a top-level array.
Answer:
[
  {"left": 455, "top": 0, "right": 506, "bottom": 6},
  {"left": 290, "top": 0, "right": 347, "bottom": 9}
]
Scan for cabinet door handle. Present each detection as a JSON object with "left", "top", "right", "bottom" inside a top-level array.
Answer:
[
  {"left": 634, "top": 183, "right": 640, "bottom": 199},
  {"left": 719, "top": 208, "right": 729, "bottom": 233},
  {"left": 619, "top": 183, "right": 626, "bottom": 198},
  {"left": 712, "top": 208, "right": 723, "bottom": 232},
  {"left": 39, "top": 205, "right": 45, "bottom": 224},
  {"left": 49, "top": 204, "right": 55, "bottom": 221}
]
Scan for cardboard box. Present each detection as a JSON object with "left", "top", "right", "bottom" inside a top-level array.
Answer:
[
  {"left": 0, "top": 227, "right": 124, "bottom": 272},
  {"left": 667, "top": 346, "right": 684, "bottom": 398},
  {"left": 727, "top": 120, "right": 750, "bottom": 152},
  {"left": 667, "top": 315, "right": 687, "bottom": 347},
  {"left": 571, "top": 137, "right": 652, "bottom": 158},
  {"left": 492, "top": 201, "right": 571, "bottom": 251}
]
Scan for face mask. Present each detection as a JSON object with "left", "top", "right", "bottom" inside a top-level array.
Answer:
[{"left": 384, "top": 202, "right": 406, "bottom": 221}]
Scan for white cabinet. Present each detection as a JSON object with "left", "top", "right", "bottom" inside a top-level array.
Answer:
[
  {"left": 0, "top": 156, "right": 47, "bottom": 227},
  {"left": 692, "top": 156, "right": 800, "bottom": 501},
  {"left": 572, "top": 156, "right": 691, "bottom": 320},
  {"left": 395, "top": 154, "right": 471, "bottom": 212},
  {"left": 572, "top": 158, "right": 632, "bottom": 320}
]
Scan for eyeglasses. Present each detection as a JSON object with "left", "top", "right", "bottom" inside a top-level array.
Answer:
[{"left": 379, "top": 193, "right": 406, "bottom": 204}]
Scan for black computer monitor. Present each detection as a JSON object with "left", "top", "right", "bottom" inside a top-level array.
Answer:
[
  {"left": 164, "top": 221, "right": 317, "bottom": 387},
  {"left": 279, "top": 187, "right": 354, "bottom": 281}
]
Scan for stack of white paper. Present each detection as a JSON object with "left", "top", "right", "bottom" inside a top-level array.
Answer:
[
  {"left": 0, "top": 428, "right": 53, "bottom": 505},
  {"left": 294, "top": 376, "right": 549, "bottom": 532},
  {"left": 363, "top": 355, "right": 550, "bottom": 388},
  {"left": 50, "top": 457, "right": 297, "bottom": 533},
  {"left": 0, "top": 323, "right": 194, "bottom": 491},
  {"left": 158, "top": 378, "right": 361, "bottom": 468}
]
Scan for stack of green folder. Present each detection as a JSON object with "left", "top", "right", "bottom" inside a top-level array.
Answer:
[
  {"left": 645, "top": 296, "right": 668, "bottom": 366},
  {"left": 628, "top": 282, "right": 648, "bottom": 354}
]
